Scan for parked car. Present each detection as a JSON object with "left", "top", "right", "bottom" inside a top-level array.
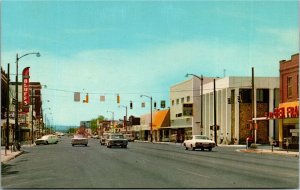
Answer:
[
  {"left": 123, "top": 133, "right": 135, "bottom": 142},
  {"left": 71, "top": 134, "right": 88, "bottom": 146},
  {"left": 183, "top": 135, "right": 215, "bottom": 151},
  {"left": 35, "top": 135, "right": 59, "bottom": 145},
  {"left": 100, "top": 133, "right": 110, "bottom": 145},
  {"left": 106, "top": 133, "right": 128, "bottom": 148}
]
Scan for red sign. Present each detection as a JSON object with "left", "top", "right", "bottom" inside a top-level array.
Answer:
[
  {"left": 22, "top": 67, "right": 30, "bottom": 112},
  {"left": 265, "top": 106, "right": 299, "bottom": 119}
]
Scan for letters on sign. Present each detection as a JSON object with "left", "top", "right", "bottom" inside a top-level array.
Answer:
[
  {"left": 265, "top": 106, "right": 299, "bottom": 119},
  {"left": 22, "top": 67, "right": 30, "bottom": 112}
]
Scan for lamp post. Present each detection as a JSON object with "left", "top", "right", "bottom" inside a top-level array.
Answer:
[
  {"left": 186, "top": 73, "right": 203, "bottom": 135},
  {"left": 43, "top": 108, "right": 51, "bottom": 135},
  {"left": 119, "top": 105, "right": 128, "bottom": 132},
  {"left": 107, "top": 111, "right": 114, "bottom": 132},
  {"left": 140, "top": 95, "right": 153, "bottom": 142},
  {"left": 15, "top": 52, "right": 40, "bottom": 144}
]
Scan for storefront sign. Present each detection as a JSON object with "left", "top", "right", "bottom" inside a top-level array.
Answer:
[
  {"left": 265, "top": 105, "right": 299, "bottom": 119},
  {"left": 22, "top": 67, "right": 30, "bottom": 112}
]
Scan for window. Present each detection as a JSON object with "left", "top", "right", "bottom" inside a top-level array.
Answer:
[
  {"left": 172, "top": 100, "right": 174, "bottom": 106},
  {"left": 256, "top": 89, "right": 269, "bottom": 103},
  {"left": 287, "top": 77, "right": 292, "bottom": 98},
  {"left": 187, "top": 96, "right": 190, "bottom": 102},
  {"left": 183, "top": 104, "right": 193, "bottom": 116},
  {"left": 176, "top": 99, "right": 179, "bottom": 105},
  {"left": 181, "top": 98, "right": 184, "bottom": 103}
]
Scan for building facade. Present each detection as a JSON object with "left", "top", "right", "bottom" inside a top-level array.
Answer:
[
  {"left": 278, "top": 53, "right": 299, "bottom": 148},
  {"left": 169, "top": 77, "right": 213, "bottom": 142},
  {"left": 170, "top": 76, "right": 279, "bottom": 144}
]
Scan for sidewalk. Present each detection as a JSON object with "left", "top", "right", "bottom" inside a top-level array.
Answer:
[
  {"left": 134, "top": 140, "right": 299, "bottom": 156},
  {"left": 1, "top": 144, "right": 35, "bottom": 163},
  {"left": 237, "top": 147, "right": 299, "bottom": 157}
]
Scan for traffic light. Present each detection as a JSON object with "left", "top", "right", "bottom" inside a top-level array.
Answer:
[
  {"left": 83, "top": 93, "right": 89, "bottom": 103},
  {"left": 117, "top": 94, "right": 120, "bottom": 104},
  {"left": 227, "top": 97, "right": 231, "bottom": 104},
  {"left": 154, "top": 102, "right": 157, "bottom": 109},
  {"left": 161, "top": 100, "right": 166, "bottom": 108},
  {"left": 130, "top": 101, "right": 133, "bottom": 109}
]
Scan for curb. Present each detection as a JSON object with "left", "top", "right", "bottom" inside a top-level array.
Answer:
[
  {"left": 237, "top": 149, "right": 299, "bottom": 157},
  {"left": 1, "top": 150, "right": 24, "bottom": 163}
]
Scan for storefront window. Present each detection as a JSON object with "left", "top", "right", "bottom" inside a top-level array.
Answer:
[{"left": 287, "top": 77, "right": 292, "bottom": 98}]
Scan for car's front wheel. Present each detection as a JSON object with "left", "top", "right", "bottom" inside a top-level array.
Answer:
[{"left": 191, "top": 144, "right": 195, "bottom": 151}]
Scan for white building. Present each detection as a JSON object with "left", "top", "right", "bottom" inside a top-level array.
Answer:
[{"left": 170, "top": 76, "right": 279, "bottom": 144}]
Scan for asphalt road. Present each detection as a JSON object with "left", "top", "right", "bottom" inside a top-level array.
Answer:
[{"left": 1, "top": 136, "right": 299, "bottom": 189}]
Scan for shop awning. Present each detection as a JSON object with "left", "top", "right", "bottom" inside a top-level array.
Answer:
[{"left": 152, "top": 110, "right": 170, "bottom": 130}]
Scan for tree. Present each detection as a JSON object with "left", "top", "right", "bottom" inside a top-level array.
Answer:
[{"left": 90, "top": 115, "right": 105, "bottom": 134}]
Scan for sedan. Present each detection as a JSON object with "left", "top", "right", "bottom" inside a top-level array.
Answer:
[
  {"left": 183, "top": 135, "right": 215, "bottom": 151},
  {"left": 106, "top": 133, "right": 128, "bottom": 148},
  {"left": 35, "top": 135, "right": 59, "bottom": 145},
  {"left": 71, "top": 135, "right": 88, "bottom": 146}
]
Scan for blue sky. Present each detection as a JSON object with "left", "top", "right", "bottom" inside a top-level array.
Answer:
[{"left": 2, "top": 1, "right": 299, "bottom": 129}]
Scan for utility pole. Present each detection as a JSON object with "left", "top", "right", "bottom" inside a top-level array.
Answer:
[
  {"left": 6, "top": 63, "right": 10, "bottom": 150},
  {"left": 31, "top": 87, "right": 34, "bottom": 144},
  {"left": 200, "top": 75, "right": 203, "bottom": 135},
  {"left": 214, "top": 78, "right": 217, "bottom": 146},
  {"left": 140, "top": 95, "right": 153, "bottom": 142},
  {"left": 252, "top": 67, "right": 256, "bottom": 145}
]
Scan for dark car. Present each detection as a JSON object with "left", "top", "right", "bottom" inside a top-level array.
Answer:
[{"left": 106, "top": 133, "right": 128, "bottom": 148}]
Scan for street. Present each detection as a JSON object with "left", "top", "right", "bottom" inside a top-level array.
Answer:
[{"left": 1, "top": 136, "right": 299, "bottom": 189}]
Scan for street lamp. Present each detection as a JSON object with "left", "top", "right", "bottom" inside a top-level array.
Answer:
[
  {"left": 118, "top": 105, "right": 128, "bottom": 132},
  {"left": 185, "top": 73, "right": 204, "bottom": 135},
  {"left": 107, "top": 111, "right": 114, "bottom": 132},
  {"left": 15, "top": 52, "right": 40, "bottom": 144},
  {"left": 140, "top": 95, "right": 153, "bottom": 142}
]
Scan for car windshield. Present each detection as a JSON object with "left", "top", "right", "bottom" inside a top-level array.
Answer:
[
  {"left": 195, "top": 136, "right": 209, "bottom": 140},
  {"left": 111, "top": 135, "right": 124, "bottom": 139}
]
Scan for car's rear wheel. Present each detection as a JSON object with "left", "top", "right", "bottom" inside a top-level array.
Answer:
[
  {"left": 123, "top": 145, "right": 127, "bottom": 148},
  {"left": 45, "top": 141, "right": 48, "bottom": 145},
  {"left": 208, "top": 147, "right": 212, "bottom": 151}
]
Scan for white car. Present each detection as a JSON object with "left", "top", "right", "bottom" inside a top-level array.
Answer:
[
  {"left": 71, "top": 134, "right": 88, "bottom": 146},
  {"left": 35, "top": 135, "right": 59, "bottom": 145},
  {"left": 183, "top": 135, "right": 215, "bottom": 151}
]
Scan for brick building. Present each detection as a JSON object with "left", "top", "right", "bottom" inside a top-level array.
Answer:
[{"left": 278, "top": 53, "right": 299, "bottom": 148}]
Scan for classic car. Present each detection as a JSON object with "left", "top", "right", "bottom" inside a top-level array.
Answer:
[
  {"left": 183, "top": 135, "right": 215, "bottom": 151},
  {"left": 123, "top": 133, "right": 135, "bottom": 142},
  {"left": 71, "top": 134, "right": 88, "bottom": 146},
  {"left": 106, "top": 133, "right": 128, "bottom": 148},
  {"left": 35, "top": 135, "right": 59, "bottom": 145}
]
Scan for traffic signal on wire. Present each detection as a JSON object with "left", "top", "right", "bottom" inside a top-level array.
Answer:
[
  {"left": 117, "top": 94, "right": 120, "bottom": 104},
  {"left": 130, "top": 101, "right": 133, "bottom": 109},
  {"left": 83, "top": 93, "right": 89, "bottom": 103}
]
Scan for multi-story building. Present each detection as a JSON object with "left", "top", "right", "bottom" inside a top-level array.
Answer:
[
  {"left": 277, "top": 53, "right": 299, "bottom": 148},
  {"left": 9, "top": 81, "right": 43, "bottom": 142},
  {"left": 169, "top": 77, "right": 213, "bottom": 142},
  {"left": 170, "top": 76, "right": 279, "bottom": 144}
]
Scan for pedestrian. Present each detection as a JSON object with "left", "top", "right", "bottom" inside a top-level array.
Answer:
[{"left": 220, "top": 133, "right": 224, "bottom": 144}]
